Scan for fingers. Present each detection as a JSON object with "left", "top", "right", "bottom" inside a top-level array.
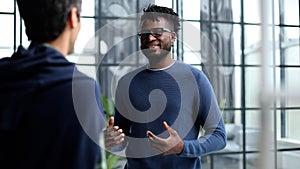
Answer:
[
  {"left": 147, "top": 122, "right": 183, "bottom": 156},
  {"left": 163, "top": 121, "right": 177, "bottom": 136},
  {"left": 105, "top": 127, "right": 123, "bottom": 139},
  {"left": 147, "top": 130, "right": 164, "bottom": 154},
  {"left": 147, "top": 133, "right": 165, "bottom": 155},
  {"left": 146, "top": 131, "right": 156, "bottom": 143},
  {"left": 105, "top": 128, "right": 125, "bottom": 148},
  {"left": 149, "top": 141, "right": 164, "bottom": 154},
  {"left": 146, "top": 130, "right": 155, "bottom": 138},
  {"left": 147, "top": 130, "right": 163, "bottom": 143},
  {"left": 163, "top": 121, "right": 169, "bottom": 129},
  {"left": 147, "top": 133, "right": 171, "bottom": 156},
  {"left": 105, "top": 133, "right": 125, "bottom": 148},
  {"left": 105, "top": 117, "right": 125, "bottom": 149},
  {"left": 108, "top": 116, "right": 114, "bottom": 127}
]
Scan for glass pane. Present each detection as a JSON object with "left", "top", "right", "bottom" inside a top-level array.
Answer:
[
  {"left": 223, "top": 110, "right": 242, "bottom": 127},
  {"left": 96, "top": 17, "right": 139, "bottom": 63},
  {"left": 246, "top": 110, "right": 260, "bottom": 128},
  {"left": 245, "top": 67, "right": 276, "bottom": 107},
  {"left": 183, "top": 0, "right": 200, "bottom": 20},
  {"left": 274, "top": 0, "right": 280, "bottom": 25},
  {"left": 244, "top": 0, "right": 260, "bottom": 23},
  {"left": 155, "top": 0, "right": 173, "bottom": 8},
  {"left": 0, "top": 15, "right": 14, "bottom": 52},
  {"left": 282, "top": 27, "right": 300, "bottom": 67},
  {"left": 183, "top": 21, "right": 200, "bottom": 52},
  {"left": 244, "top": 25, "right": 261, "bottom": 64},
  {"left": 199, "top": 0, "right": 239, "bottom": 22},
  {"left": 283, "top": 27, "right": 299, "bottom": 42},
  {"left": 209, "top": 154, "right": 244, "bottom": 169},
  {"left": 139, "top": 1, "right": 156, "bottom": 12},
  {"left": 203, "top": 154, "right": 259, "bottom": 169},
  {"left": 245, "top": 110, "right": 261, "bottom": 151},
  {"left": 200, "top": 23, "right": 238, "bottom": 66},
  {"left": 282, "top": 0, "right": 299, "bottom": 25},
  {"left": 233, "top": 24, "right": 241, "bottom": 65},
  {"left": 81, "top": 0, "right": 95, "bottom": 17},
  {"left": 0, "top": 0, "right": 14, "bottom": 13},
  {"left": 245, "top": 67, "right": 260, "bottom": 107},
  {"left": 183, "top": 52, "right": 201, "bottom": 64},
  {"left": 244, "top": 0, "right": 277, "bottom": 24},
  {"left": 277, "top": 151, "right": 300, "bottom": 169},
  {"left": 75, "top": 18, "right": 96, "bottom": 54},
  {"left": 199, "top": 64, "right": 239, "bottom": 110},
  {"left": 276, "top": 110, "right": 283, "bottom": 139},
  {"left": 284, "top": 68, "right": 300, "bottom": 107},
  {"left": 15, "top": 10, "right": 30, "bottom": 48},
  {"left": 233, "top": 67, "right": 242, "bottom": 108},
  {"left": 286, "top": 110, "right": 300, "bottom": 140},
  {"left": 243, "top": 25, "right": 278, "bottom": 66},
  {"left": 100, "top": 0, "right": 140, "bottom": 17},
  {"left": 76, "top": 65, "right": 97, "bottom": 79},
  {"left": 232, "top": 0, "right": 241, "bottom": 22},
  {"left": 217, "top": 113, "right": 243, "bottom": 155},
  {"left": 212, "top": 0, "right": 236, "bottom": 22},
  {"left": 284, "top": 44, "right": 300, "bottom": 66},
  {"left": 0, "top": 49, "right": 13, "bottom": 59},
  {"left": 245, "top": 153, "right": 259, "bottom": 169},
  {"left": 274, "top": 67, "right": 281, "bottom": 92},
  {"left": 244, "top": 43, "right": 261, "bottom": 65}
]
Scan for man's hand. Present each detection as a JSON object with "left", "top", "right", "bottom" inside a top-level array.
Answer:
[
  {"left": 147, "top": 121, "right": 184, "bottom": 156},
  {"left": 104, "top": 117, "right": 125, "bottom": 149}
]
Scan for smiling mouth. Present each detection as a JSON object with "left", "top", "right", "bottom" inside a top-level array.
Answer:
[{"left": 147, "top": 44, "right": 160, "bottom": 49}]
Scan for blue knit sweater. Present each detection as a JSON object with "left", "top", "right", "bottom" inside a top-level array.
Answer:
[{"left": 114, "top": 61, "right": 226, "bottom": 169}]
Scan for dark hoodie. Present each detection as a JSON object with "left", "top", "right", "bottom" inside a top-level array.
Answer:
[{"left": 0, "top": 44, "right": 105, "bottom": 169}]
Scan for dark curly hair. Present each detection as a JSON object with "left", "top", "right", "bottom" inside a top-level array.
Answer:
[
  {"left": 17, "top": 0, "right": 81, "bottom": 43},
  {"left": 140, "top": 4, "right": 180, "bottom": 35}
]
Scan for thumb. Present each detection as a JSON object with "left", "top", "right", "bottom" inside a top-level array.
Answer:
[
  {"left": 163, "top": 121, "right": 175, "bottom": 134},
  {"left": 108, "top": 116, "right": 114, "bottom": 127},
  {"left": 163, "top": 121, "right": 170, "bottom": 131}
]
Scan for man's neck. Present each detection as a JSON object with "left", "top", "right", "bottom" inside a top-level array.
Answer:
[
  {"left": 148, "top": 54, "right": 174, "bottom": 69},
  {"left": 45, "top": 26, "right": 72, "bottom": 57},
  {"left": 46, "top": 37, "right": 68, "bottom": 57}
]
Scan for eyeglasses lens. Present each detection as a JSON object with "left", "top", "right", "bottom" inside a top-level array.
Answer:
[{"left": 138, "top": 28, "right": 169, "bottom": 39}]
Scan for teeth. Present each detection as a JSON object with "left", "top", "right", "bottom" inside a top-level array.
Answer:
[{"left": 149, "top": 45, "right": 159, "bottom": 48}]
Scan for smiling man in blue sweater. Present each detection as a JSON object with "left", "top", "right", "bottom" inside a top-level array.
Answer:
[{"left": 105, "top": 4, "right": 227, "bottom": 169}]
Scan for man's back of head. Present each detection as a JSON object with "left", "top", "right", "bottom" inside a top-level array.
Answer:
[{"left": 17, "top": 0, "right": 82, "bottom": 43}]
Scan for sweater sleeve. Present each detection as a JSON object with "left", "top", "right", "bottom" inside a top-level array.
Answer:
[
  {"left": 114, "top": 76, "right": 131, "bottom": 136},
  {"left": 111, "top": 77, "right": 131, "bottom": 152},
  {"left": 178, "top": 70, "right": 227, "bottom": 158}
]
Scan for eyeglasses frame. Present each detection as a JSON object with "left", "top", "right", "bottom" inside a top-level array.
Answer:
[{"left": 137, "top": 28, "right": 173, "bottom": 39}]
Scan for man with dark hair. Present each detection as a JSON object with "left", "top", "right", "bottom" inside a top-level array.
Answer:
[
  {"left": 105, "top": 4, "right": 226, "bottom": 169},
  {"left": 0, "top": 0, "right": 105, "bottom": 169}
]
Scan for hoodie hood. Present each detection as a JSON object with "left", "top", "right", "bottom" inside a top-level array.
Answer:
[
  {"left": 0, "top": 44, "right": 75, "bottom": 130},
  {"left": 0, "top": 44, "right": 72, "bottom": 81}
]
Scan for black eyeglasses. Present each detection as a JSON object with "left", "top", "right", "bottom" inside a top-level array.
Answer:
[{"left": 137, "top": 28, "right": 173, "bottom": 39}]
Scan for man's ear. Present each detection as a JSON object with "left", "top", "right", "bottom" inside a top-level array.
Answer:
[
  {"left": 171, "top": 32, "right": 176, "bottom": 43},
  {"left": 69, "top": 7, "right": 80, "bottom": 28}
]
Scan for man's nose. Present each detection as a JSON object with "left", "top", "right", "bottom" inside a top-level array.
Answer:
[{"left": 147, "top": 33, "right": 157, "bottom": 41}]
